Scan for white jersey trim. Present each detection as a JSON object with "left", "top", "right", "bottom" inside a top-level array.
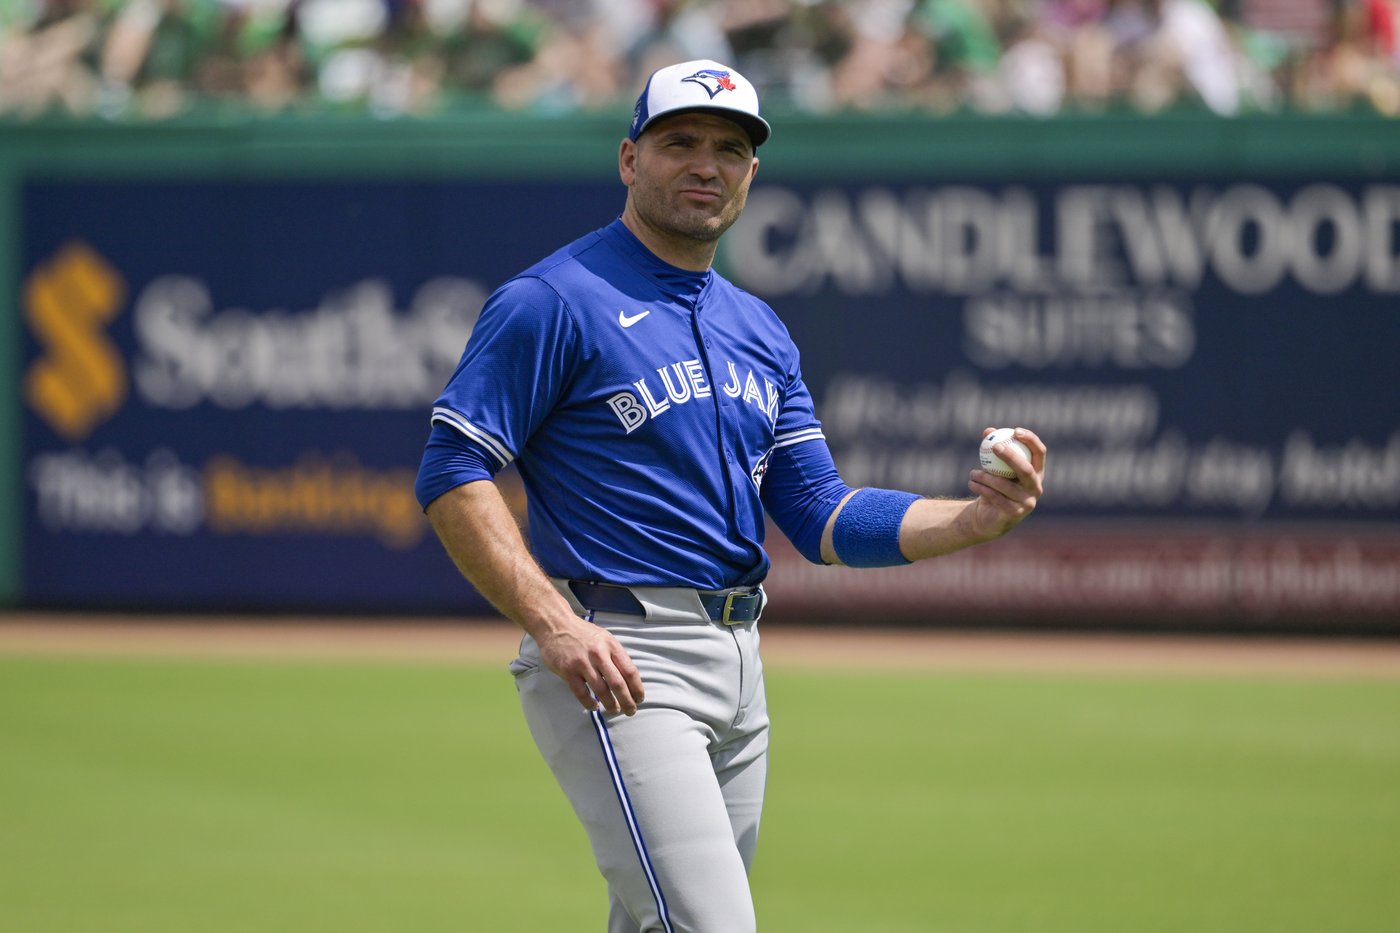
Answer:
[
  {"left": 773, "top": 427, "right": 826, "bottom": 449},
  {"left": 431, "top": 407, "right": 515, "bottom": 468}
]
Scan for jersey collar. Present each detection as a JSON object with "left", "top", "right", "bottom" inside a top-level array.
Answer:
[{"left": 601, "top": 218, "right": 712, "bottom": 301}]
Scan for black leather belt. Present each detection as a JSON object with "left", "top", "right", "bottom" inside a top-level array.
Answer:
[{"left": 568, "top": 581, "right": 762, "bottom": 625}]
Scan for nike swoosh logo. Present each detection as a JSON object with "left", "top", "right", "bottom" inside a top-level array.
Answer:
[{"left": 618, "top": 309, "right": 651, "bottom": 328}]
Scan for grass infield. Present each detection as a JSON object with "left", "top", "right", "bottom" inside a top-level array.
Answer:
[{"left": 2, "top": 652, "right": 1398, "bottom": 932}]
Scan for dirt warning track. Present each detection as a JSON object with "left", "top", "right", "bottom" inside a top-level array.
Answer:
[{"left": 3, "top": 613, "right": 1399, "bottom": 679}]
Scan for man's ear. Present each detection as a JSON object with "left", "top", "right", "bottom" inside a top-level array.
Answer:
[{"left": 619, "top": 138, "right": 637, "bottom": 186}]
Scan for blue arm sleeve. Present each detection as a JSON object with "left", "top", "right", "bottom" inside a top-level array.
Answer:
[
  {"left": 761, "top": 437, "right": 922, "bottom": 568},
  {"left": 830, "top": 488, "right": 919, "bottom": 567},
  {"left": 760, "top": 437, "right": 853, "bottom": 565},
  {"left": 414, "top": 421, "right": 501, "bottom": 510}
]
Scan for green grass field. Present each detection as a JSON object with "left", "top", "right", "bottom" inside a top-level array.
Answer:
[{"left": 2, "top": 651, "right": 1398, "bottom": 932}]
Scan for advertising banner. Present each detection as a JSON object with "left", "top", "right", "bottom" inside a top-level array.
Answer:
[
  {"left": 19, "top": 174, "right": 1400, "bottom": 627},
  {"left": 20, "top": 179, "right": 618, "bottom": 612},
  {"left": 718, "top": 179, "right": 1400, "bottom": 628}
]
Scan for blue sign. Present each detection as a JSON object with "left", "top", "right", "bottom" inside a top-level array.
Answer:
[
  {"left": 20, "top": 180, "right": 618, "bottom": 611},
  {"left": 18, "top": 176, "right": 1400, "bottom": 624},
  {"left": 718, "top": 179, "right": 1400, "bottom": 523}
]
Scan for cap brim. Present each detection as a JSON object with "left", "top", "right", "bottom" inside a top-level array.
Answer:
[{"left": 638, "top": 106, "right": 771, "bottom": 149}]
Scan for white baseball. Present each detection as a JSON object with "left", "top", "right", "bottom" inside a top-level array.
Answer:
[{"left": 979, "top": 428, "right": 1031, "bottom": 479}]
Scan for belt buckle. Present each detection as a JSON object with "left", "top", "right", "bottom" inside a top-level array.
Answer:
[{"left": 720, "top": 590, "right": 741, "bottom": 625}]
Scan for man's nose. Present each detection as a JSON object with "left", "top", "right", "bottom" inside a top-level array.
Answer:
[{"left": 686, "top": 144, "right": 721, "bottom": 178}]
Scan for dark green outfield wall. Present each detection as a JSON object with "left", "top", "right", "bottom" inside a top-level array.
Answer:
[{"left": 3, "top": 110, "right": 1396, "bottom": 181}]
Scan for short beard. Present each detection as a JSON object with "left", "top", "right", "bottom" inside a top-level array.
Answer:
[{"left": 632, "top": 183, "right": 748, "bottom": 244}]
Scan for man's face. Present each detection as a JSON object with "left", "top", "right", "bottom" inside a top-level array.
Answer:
[{"left": 621, "top": 112, "right": 759, "bottom": 245}]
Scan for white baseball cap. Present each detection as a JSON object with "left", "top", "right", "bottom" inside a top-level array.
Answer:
[{"left": 628, "top": 59, "right": 771, "bottom": 149}]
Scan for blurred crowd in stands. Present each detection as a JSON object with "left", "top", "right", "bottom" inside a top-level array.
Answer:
[{"left": 2, "top": 0, "right": 1397, "bottom": 121}]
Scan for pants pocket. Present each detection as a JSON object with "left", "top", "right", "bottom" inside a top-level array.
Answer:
[{"left": 509, "top": 633, "right": 543, "bottom": 680}]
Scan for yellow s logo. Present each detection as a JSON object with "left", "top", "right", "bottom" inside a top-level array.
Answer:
[{"left": 24, "top": 242, "right": 128, "bottom": 441}]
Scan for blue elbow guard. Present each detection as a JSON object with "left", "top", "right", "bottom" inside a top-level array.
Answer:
[{"left": 831, "top": 488, "right": 920, "bottom": 568}]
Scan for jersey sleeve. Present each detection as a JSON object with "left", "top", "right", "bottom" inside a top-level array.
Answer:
[
  {"left": 414, "top": 421, "right": 501, "bottom": 510},
  {"left": 759, "top": 357, "right": 852, "bottom": 564},
  {"left": 422, "top": 276, "right": 578, "bottom": 491}
]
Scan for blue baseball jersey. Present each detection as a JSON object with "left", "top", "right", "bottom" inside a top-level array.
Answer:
[{"left": 419, "top": 219, "right": 839, "bottom": 590}]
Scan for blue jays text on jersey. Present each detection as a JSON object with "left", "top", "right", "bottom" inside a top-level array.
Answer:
[
  {"left": 416, "top": 219, "right": 846, "bottom": 590},
  {"left": 606, "top": 356, "right": 781, "bottom": 435}
]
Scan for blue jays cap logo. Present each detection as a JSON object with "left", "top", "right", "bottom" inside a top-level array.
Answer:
[{"left": 682, "top": 69, "right": 737, "bottom": 99}]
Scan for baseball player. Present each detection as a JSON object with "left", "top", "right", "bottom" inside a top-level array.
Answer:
[{"left": 416, "top": 59, "right": 1046, "bottom": 933}]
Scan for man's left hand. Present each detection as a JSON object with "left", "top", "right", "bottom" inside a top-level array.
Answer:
[{"left": 966, "top": 426, "right": 1045, "bottom": 539}]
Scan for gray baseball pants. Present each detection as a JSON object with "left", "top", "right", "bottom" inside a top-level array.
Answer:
[{"left": 509, "top": 585, "right": 769, "bottom": 933}]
